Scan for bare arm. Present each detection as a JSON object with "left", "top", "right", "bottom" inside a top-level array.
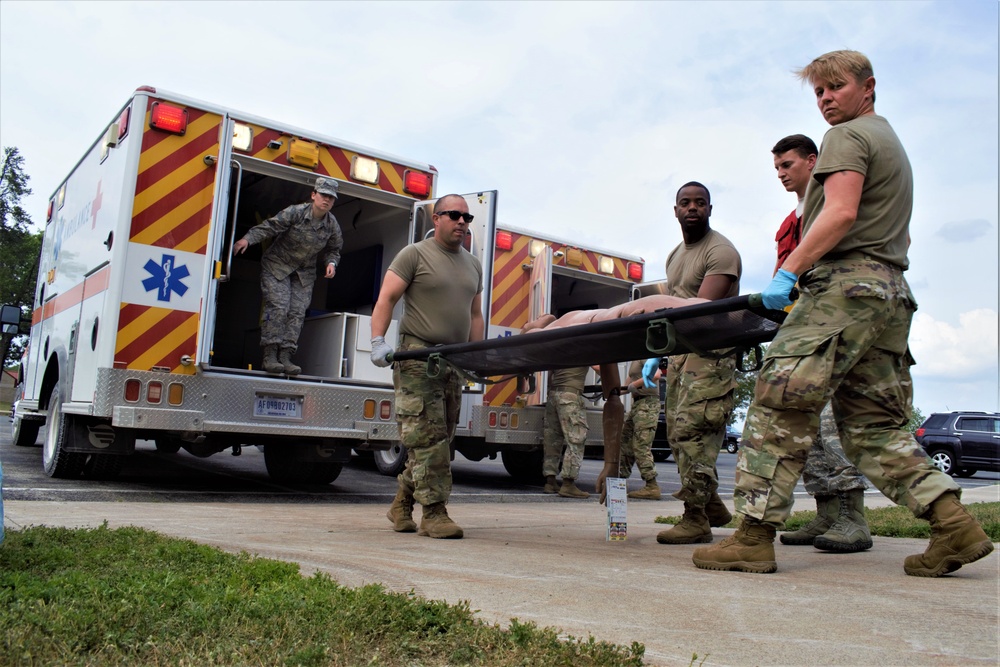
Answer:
[
  {"left": 370, "top": 271, "right": 408, "bottom": 339},
  {"left": 468, "top": 293, "right": 485, "bottom": 342},
  {"left": 780, "top": 170, "right": 864, "bottom": 276},
  {"left": 697, "top": 274, "right": 736, "bottom": 301}
]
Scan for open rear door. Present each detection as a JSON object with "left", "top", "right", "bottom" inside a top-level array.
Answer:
[{"left": 525, "top": 245, "right": 552, "bottom": 407}]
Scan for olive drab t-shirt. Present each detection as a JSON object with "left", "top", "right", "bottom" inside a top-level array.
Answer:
[
  {"left": 664, "top": 229, "right": 741, "bottom": 299},
  {"left": 549, "top": 366, "right": 588, "bottom": 393},
  {"left": 388, "top": 238, "right": 483, "bottom": 346},
  {"left": 803, "top": 114, "right": 913, "bottom": 270}
]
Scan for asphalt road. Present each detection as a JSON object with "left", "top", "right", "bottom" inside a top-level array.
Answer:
[{"left": 4, "top": 420, "right": 997, "bottom": 503}]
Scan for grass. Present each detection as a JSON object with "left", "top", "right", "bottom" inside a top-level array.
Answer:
[
  {"left": 0, "top": 524, "right": 644, "bottom": 667},
  {"left": 655, "top": 501, "right": 1000, "bottom": 541}
]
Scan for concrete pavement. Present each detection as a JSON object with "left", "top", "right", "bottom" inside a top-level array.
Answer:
[{"left": 4, "top": 486, "right": 999, "bottom": 667}]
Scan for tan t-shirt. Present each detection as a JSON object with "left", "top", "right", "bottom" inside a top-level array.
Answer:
[
  {"left": 803, "top": 114, "right": 912, "bottom": 269},
  {"left": 388, "top": 238, "right": 483, "bottom": 345},
  {"left": 549, "top": 366, "right": 588, "bottom": 393},
  {"left": 664, "top": 229, "right": 741, "bottom": 299},
  {"left": 628, "top": 359, "right": 659, "bottom": 398}
]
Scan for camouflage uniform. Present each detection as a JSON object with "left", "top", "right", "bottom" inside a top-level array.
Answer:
[
  {"left": 242, "top": 202, "right": 343, "bottom": 351},
  {"left": 666, "top": 352, "right": 736, "bottom": 507},
  {"left": 393, "top": 335, "right": 463, "bottom": 506},
  {"left": 735, "top": 257, "right": 959, "bottom": 525},
  {"left": 803, "top": 402, "right": 869, "bottom": 495},
  {"left": 619, "top": 362, "right": 660, "bottom": 482},
  {"left": 542, "top": 368, "right": 589, "bottom": 480}
]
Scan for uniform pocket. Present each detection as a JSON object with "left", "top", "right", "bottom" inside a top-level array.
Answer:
[
  {"left": 395, "top": 392, "right": 424, "bottom": 418},
  {"left": 756, "top": 326, "right": 841, "bottom": 411},
  {"left": 737, "top": 447, "right": 779, "bottom": 480}
]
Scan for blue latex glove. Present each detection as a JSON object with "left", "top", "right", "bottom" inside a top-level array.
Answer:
[
  {"left": 762, "top": 268, "right": 798, "bottom": 310},
  {"left": 370, "top": 336, "right": 394, "bottom": 368},
  {"left": 642, "top": 357, "right": 661, "bottom": 388}
]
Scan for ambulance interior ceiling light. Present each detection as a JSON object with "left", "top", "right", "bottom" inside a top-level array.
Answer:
[
  {"left": 403, "top": 170, "right": 431, "bottom": 197},
  {"left": 598, "top": 256, "right": 614, "bottom": 275},
  {"left": 350, "top": 155, "right": 380, "bottom": 185},
  {"left": 232, "top": 123, "right": 254, "bottom": 152},
  {"left": 149, "top": 102, "right": 188, "bottom": 135},
  {"left": 529, "top": 239, "right": 546, "bottom": 257},
  {"left": 288, "top": 138, "right": 320, "bottom": 169}
]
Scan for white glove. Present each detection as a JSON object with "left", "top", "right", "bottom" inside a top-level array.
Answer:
[{"left": 370, "top": 336, "right": 394, "bottom": 368}]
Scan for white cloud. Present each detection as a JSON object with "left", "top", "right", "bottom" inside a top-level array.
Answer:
[{"left": 910, "top": 309, "right": 999, "bottom": 380}]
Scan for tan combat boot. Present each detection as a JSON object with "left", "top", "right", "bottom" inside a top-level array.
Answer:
[
  {"left": 418, "top": 502, "right": 464, "bottom": 539},
  {"left": 705, "top": 490, "right": 733, "bottom": 527},
  {"left": 692, "top": 517, "right": 777, "bottom": 573},
  {"left": 262, "top": 344, "right": 284, "bottom": 374},
  {"left": 814, "top": 490, "right": 873, "bottom": 552},
  {"left": 558, "top": 478, "right": 590, "bottom": 499},
  {"left": 627, "top": 479, "right": 661, "bottom": 500},
  {"left": 543, "top": 475, "right": 559, "bottom": 494},
  {"left": 903, "top": 491, "right": 993, "bottom": 577},
  {"left": 780, "top": 494, "right": 837, "bottom": 545},
  {"left": 386, "top": 488, "right": 417, "bottom": 533},
  {"left": 656, "top": 503, "right": 712, "bottom": 544},
  {"left": 278, "top": 348, "right": 301, "bottom": 375}
]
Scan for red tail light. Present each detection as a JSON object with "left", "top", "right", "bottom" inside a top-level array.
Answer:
[
  {"left": 627, "top": 262, "right": 644, "bottom": 281},
  {"left": 914, "top": 427, "right": 925, "bottom": 438},
  {"left": 149, "top": 102, "right": 188, "bottom": 135},
  {"left": 496, "top": 231, "right": 513, "bottom": 251},
  {"left": 403, "top": 170, "right": 431, "bottom": 197}
]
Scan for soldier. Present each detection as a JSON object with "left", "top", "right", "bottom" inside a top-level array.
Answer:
[
  {"left": 770, "top": 134, "right": 873, "bottom": 553},
  {"left": 370, "top": 194, "right": 484, "bottom": 539},
  {"left": 541, "top": 366, "right": 592, "bottom": 499},
  {"left": 693, "top": 50, "right": 993, "bottom": 576},
  {"left": 619, "top": 358, "right": 662, "bottom": 500},
  {"left": 644, "top": 181, "right": 742, "bottom": 544},
  {"left": 234, "top": 177, "right": 343, "bottom": 375}
]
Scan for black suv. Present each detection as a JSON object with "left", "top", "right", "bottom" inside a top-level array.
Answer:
[{"left": 915, "top": 411, "right": 1000, "bottom": 478}]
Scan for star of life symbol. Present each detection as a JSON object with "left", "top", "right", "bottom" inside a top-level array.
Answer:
[{"left": 141, "top": 254, "right": 190, "bottom": 302}]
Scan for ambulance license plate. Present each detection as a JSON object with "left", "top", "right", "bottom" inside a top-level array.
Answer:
[{"left": 253, "top": 394, "right": 302, "bottom": 420}]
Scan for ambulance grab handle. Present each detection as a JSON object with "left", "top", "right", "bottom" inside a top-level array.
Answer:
[{"left": 219, "top": 159, "right": 243, "bottom": 283}]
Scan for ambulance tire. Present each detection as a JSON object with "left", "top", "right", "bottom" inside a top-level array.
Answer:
[
  {"left": 501, "top": 447, "right": 545, "bottom": 483},
  {"left": 42, "top": 382, "right": 87, "bottom": 479},
  {"left": 263, "top": 445, "right": 343, "bottom": 485},
  {"left": 373, "top": 442, "right": 407, "bottom": 476}
]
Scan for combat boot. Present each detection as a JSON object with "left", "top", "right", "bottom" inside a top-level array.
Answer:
[
  {"left": 418, "top": 502, "right": 464, "bottom": 539},
  {"left": 903, "top": 491, "right": 993, "bottom": 577},
  {"left": 386, "top": 488, "right": 417, "bottom": 533},
  {"left": 705, "top": 491, "right": 733, "bottom": 527},
  {"left": 656, "top": 503, "right": 712, "bottom": 544},
  {"left": 814, "top": 490, "right": 873, "bottom": 552},
  {"left": 278, "top": 348, "right": 301, "bottom": 375},
  {"left": 543, "top": 475, "right": 559, "bottom": 494},
  {"left": 558, "top": 478, "right": 590, "bottom": 499},
  {"left": 779, "top": 494, "right": 837, "bottom": 545},
  {"left": 262, "top": 344, "right": 284, "bottom": 374},
  {"left": 627, "top": 479, "right": 662, "bottom": 500},
  {"left": 692, "top": 516, "right": 777, "bottom": 573}
]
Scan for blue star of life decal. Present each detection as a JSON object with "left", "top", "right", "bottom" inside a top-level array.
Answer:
[{"left": 141, "top": 254, "right": 190, "bottom": 302}]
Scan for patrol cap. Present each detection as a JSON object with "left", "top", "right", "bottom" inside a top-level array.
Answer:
[{"left": 314, "top": 177, "right": 339, "bottom": 198}]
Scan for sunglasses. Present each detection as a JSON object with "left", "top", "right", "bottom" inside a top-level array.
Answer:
[{"left": 436, "top": 210, "right": 474, "bottom": 223}]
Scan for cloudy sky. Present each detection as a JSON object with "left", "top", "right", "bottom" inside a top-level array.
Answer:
[{"left": 1, "top": 1, "right": 997, "bottom": 416}]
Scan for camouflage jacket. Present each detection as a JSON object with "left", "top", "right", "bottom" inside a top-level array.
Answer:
[{"left": 243, "top": 202, "right": 343, "bottom": 282}]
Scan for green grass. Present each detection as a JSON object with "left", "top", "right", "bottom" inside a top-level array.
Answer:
[
  {"left": 656, "top": 501, "right": 1000, "bottom": 541},
  {"left": 0, "top": 524, "right": 644, "bottom": 667}
]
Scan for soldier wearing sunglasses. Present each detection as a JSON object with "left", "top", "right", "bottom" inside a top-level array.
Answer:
[{"left": 370, "top": 195, "right": 484, "bottom": 539}]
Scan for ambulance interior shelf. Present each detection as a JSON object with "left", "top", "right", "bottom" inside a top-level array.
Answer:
[{"left": 388, "top": 294, "right": 787, "bottom": 385}]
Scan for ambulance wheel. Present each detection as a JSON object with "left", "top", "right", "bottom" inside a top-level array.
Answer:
[
  {"left": 501, "top": 448, "right": 544, "bottom": 483},
  {"left": 42, "top": 382, "right": 87, "bottom": 478},
  {"left": 12, "top": 413, "right": 41, "bottom": 447},
  {"left": 263, "top": 446, "right": 342, "bottom": 485},
  {"left": 374, "top": 442, "right": 407, "bottom": 476}
]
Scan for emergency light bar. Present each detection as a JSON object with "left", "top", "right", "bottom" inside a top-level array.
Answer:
[
  {"left": 288, "top": 138, "right": 319, "bottom": 168},
  {"left": 628, "top": 262, "right": 644, "bottom": 281},
  {"left": 149, "top": 102, "right": 188, "bottom": 135},
  {"left": 403, "top": 170, "right": 431, "bottom": 197},
  {"left": 496, "top": 231, "right": 513, "bottom": 251},
  {"left": 598, "top": 256, "right": 615, "bottom": 275}
]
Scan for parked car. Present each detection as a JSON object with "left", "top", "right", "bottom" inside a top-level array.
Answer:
[
  {"left": 915, "top": 411, "right": 1000, "bottom": 478},
  {"left": 723, "top": 428, "right": 741, "bottom": 454}
]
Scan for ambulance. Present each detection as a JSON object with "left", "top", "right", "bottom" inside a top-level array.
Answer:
[{"left": 8, "top": 86, "right": 643, "bottom": 484}]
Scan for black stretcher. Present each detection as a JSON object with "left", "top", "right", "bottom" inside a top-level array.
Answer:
[{"left": 388, "top": 294, "right": 788, "bottom": 384}]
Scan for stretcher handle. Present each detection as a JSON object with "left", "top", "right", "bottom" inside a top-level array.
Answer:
[
  {"left": 747, "top": 288, "right": 800, "bottom": 310},
  {"left": 645, "top": 318, "right": 676, "bottom": 355}
]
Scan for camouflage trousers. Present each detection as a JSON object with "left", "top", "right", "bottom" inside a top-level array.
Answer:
[
  {"left": 802, "top": 402, "right": 869, "bottom": 495},
  {"left": 619, "top": 394, "right": 659, "bottom": 481},
  {"left": 260, "top": 270, "right": 315, "bottom": 350},
  {"left": 393, "top": 339, "right": 462, "bottom": 507},
  {"left": 735, "top": 258, "right": 959, "bottom": 526},
  {"left": 543, "top": 390, "right": 588, "bottom": 479},
  {"left": 665, "top": 352, "right": 736, "bottom": 508}
]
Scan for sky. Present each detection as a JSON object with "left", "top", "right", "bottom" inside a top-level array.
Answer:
[{"left": 1, "top": 0, "right": 997, "bottom": 417}]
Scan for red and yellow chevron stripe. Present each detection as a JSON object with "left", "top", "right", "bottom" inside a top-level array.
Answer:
[{"left": 115, "top": 303, "right": 198, "bottom": 374}]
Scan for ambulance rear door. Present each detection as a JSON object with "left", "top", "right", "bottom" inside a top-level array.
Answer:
[{"left": 525, "top": 244, "right": 552, "bottom": 407}]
